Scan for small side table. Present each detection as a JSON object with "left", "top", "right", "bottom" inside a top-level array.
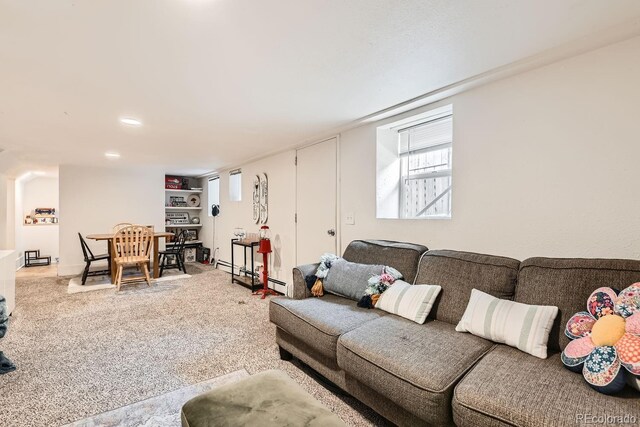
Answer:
[
  {"left": 24, "top": 250, "right": 51, "bottom": 267},
  {"left": 231, "top": 239, "right": 260, "bottom": 292}
]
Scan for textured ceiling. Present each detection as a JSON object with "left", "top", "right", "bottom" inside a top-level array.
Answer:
[{"left": 1, "top": 0, "right": 640, "bottom": 176}]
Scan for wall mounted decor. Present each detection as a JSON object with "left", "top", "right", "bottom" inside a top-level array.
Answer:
[
  {"left": 25, "top": 208, "right": 58, "bottom": 225},
  {"left": 259, "top": 173, "right": 268, "bottom": 224},
  {"left": 252, "top": 175, "right": 260, "bottom": 224}
]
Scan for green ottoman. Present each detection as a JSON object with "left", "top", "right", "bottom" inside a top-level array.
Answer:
[{"left": 181, "top": 370, "right": 346, "bottom": 427}]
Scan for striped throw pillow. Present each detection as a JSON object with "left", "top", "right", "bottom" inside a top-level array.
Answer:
[
  {"left": 456, "top": 289, "right": 559, "bottom": 359},
  {"left": 375, "top": 281, "right": 441, "bottom": 324}
]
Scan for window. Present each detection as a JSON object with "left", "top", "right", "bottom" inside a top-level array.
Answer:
[
  {"left": 229, "top": 169, "right": 242, "bottom": 202},
  {"left": 376, "top": 105, "right": 453, "bottom": 219},
  {"left": 207, "top": 176, "right": 220, "bottom": 216}
]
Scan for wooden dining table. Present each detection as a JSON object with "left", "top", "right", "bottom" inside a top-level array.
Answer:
[{"left": 86, "top": 231, "right": 174, "bottom": 283}]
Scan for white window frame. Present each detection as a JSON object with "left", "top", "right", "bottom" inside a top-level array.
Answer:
[
  {"left": 376, "top": 104, "right": 453, "bottom": 219},
  {"left": 207, "top": 176, "right": 220, "bottom": 216},
  {"left": 229, "top": 169, "right": 242, "bottom": 202}
]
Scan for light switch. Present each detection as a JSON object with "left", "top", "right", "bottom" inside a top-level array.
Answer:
[{"left": 345, "top": 212, "right": 355, "bottom": 225}]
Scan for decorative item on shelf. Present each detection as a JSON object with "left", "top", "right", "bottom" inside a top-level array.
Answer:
[
  {"left": 259, "top": 173, "right": 268, "bottom": 224},
  {"left": 184, "top": 247, "right": 197, "bottom": 263},
  {"left": 33, "top": 216, "right": 57, "bottom": 224},
  {"left": 181, "top": 177, "right": 191, "bottom": 190},
  {"left": 184, "top": 229, "right": 198, "bottom": 241},
  {"left": 253, "top": 225, "right": 277, "bottom": 299},
  {"left": 190, "top": 187, "right": 203, "bottom": 191},
  {"left": 187, "top": 194, "right": 200, "bottom": 207},
  {"left": 233, "top": 228, "right": 246, "bottom": 241},
  {"left": 165, "top": 175, "right": 200, "bottom": 190},
  {"left": 169, "top": 196, "right": 189, "bottom": 207},
  {"left": 35, "top": 208, "right": 55, "bottom": 216},
  {"left": 166, "top": 212, "right": 190, "bottom": 224},
  {"left": 191, "top": 217, "right": 200, "bottom": 224},
  {"left": 165, "top": 176, "right": 182, "bottom": 190},
  {"left": 25, "top": 207, "right": 58, "bottom": 225}
]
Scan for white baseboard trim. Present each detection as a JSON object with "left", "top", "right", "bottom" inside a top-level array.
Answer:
[{"left": 15, "top": 253, "right": 24, "bottom": 271}]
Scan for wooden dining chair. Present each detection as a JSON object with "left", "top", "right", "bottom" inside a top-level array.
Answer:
[
  {"left": 113, "top": 222, "right": 133, "bottom": 233},
  {"left": 78, "top": 233, "right": 111, "bottom": 285},
  {"left": 159, "top": 230, "right": 188, "bottom": 277},
  {"left": 112, "top": 225, "right": 153, "bottom": 291}
]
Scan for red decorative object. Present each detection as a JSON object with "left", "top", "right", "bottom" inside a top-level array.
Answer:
[
  {"left": 165, "top": 175, "right": 182, "bottom": 189},
  {"left": 253, "top": 226, "right": 277, "bottom": 299}
]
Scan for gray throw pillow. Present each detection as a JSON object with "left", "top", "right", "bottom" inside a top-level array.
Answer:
[{"left": 323, "top": 259, "right": 384, "bottom": 301}]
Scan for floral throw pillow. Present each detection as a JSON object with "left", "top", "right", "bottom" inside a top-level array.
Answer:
[{"left": 561, "top": 284, "right": 640, "bottom": 394}]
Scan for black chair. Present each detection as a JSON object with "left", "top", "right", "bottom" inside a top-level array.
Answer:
[
  {"left": 159, "top": 231, "right": 188, "bottom": 277},
  {"left": 78, "top": 233, "right": 111, "bottom": 285}
]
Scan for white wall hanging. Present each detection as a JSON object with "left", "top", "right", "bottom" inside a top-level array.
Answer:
[
  {"left": 252, "top": 175, "right": 260, "bottom": 224},
  {"left": 259, "top": 173, "right": 268, "bottom": 224}
]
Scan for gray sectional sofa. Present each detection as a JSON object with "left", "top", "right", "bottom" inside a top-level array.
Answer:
[{"left": 269, "top": 240, "right": 640, "bottom": 426}]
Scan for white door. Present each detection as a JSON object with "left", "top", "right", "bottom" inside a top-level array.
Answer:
[{"left": 296, "top": 138, "right": 337, "bottom": 265}]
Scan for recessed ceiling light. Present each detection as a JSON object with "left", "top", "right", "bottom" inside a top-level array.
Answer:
[
  {"left": 105, "top": 152, "right": 121, "bottom": 159},
  {"left": 120, "top": 117, "right": 142, "bottom": 126}
]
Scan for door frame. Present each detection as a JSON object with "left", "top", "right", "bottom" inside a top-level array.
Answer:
[{"left": 294, "top": 135, "right": 341, "bottom": 267}]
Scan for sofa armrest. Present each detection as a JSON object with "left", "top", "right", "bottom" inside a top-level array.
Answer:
[{"left": 291, "top": 263, "right": 320, "bottom": 299}]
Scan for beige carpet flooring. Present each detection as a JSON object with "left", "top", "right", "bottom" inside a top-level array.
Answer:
[{"left": 0, "top": 265, "right": 388, "bottom": 427}]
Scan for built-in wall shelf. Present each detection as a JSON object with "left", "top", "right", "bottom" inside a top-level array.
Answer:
[
  {"left": 165, "top": 176, "right": 205, "bottom": 248},
  {"left": 165, "top": 206, "right": 202, "bottom": 210},
  {"left": 165, "top": 189, "right": 202, "bottom": 193}
]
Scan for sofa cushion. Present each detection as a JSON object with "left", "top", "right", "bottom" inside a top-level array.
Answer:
[
  {"left": 269, "top": 295, "right": 387, "bottom": 360},
  {"left": 336, "top": 316, "right": 494, "bottom": 424},
  {"left": 456, "top": 289, "right": 558, "bottom": 359},
  {"left": 452, "top": 345, "right": 640, "bottom": 427},
  {"left": 517, "top": 257, "right": 640, "bottom": 351},
  {"left": 342, "top": 240, "right": 428, "bottom": 283},
  {"left": 323, "top": 258, "right": 384, "bottom": 301},
  {"left": 376, "top": 281, "right": 441, "bottom": 324},
  {"left": 414, "top": 250, "right": 520, "bottom": 325}
]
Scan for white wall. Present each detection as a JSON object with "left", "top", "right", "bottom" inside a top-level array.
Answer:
[
  {"left": 13, "top": 178, "right": 23, "bottom": 268},
  {"left": 199, "top": 151, "right": 296, "bottom": 290},
  {"left": 15, "top": 176, "right": 59, "bottom": 266},
  {"left": 0, "top": 174, "right": 13, "bottom": 250},
  {"left": 339, "top": 35, "right": 640, "bottom": 260},
  {"left": 58, "top": 165, "right": 165, "bottom": 275},
  {"left": 198, "top": 177, "right": 216, "bottom": 267},
  {"left": 0, "top": 175, "right": 18, "bottom": 270}
]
